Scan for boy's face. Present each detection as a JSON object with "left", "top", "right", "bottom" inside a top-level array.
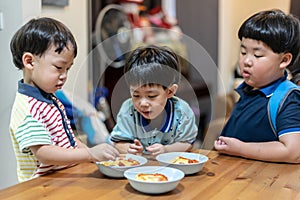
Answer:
[
  {"left": 239, "top": 38, "right": 289, "bottom": 88},
  {"left": 24, "top": 43, "right": 75, "bottom": 94},
  {"left": 130, "top": 84, "right": 173, "bottom": 120}
]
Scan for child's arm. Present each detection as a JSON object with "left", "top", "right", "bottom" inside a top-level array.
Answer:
[
  {"left": 146, "top": 142, "right": 192, "bottom": 156},
  {"left": 214, "top": 134, "right": 300, "bottom": 163},
  {"left": 30, "top": 142, "right": 119, "bottom": 165},
  {"left": 75, "top": 138, "right": 88, "bottom": 148}
]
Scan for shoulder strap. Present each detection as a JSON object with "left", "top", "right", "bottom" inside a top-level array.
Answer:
[{"left": 268, "top": 80, "right": 299, "bottom": 135}]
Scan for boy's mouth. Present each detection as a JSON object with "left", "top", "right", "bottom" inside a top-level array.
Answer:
[
  {"left": 242, "top": 70, "right": 251, "bottom": 78},
  {"left": 56, "top": 83, "right": 64, "bottom": 89},
  {"left": 142, "top": 110, "right": 151, "bottom": 114},
  {"left": 141, "top": 110, "right": 152, "bottom": 117}
]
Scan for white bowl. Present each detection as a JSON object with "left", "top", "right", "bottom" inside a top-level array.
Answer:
[
  {"left": 95, "top": 154, "right": 147, "bottom": 178},
  {"left": 156, "top": 152, "right": 208, "bottom": 175},
  {"left": 124, "top": 166, "right": 184, "bottom": 194}
]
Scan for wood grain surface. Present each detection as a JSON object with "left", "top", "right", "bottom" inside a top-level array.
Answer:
[{"left": 1, "top": 149, "right": 300, "bottom": 200}]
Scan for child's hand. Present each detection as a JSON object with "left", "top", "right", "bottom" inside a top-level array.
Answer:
[
  {"left": 89, "top": 143, "right": 119, "bottom": 162},
  {"left": 214, "top": 136, "right": 243, "bottom": 156},
  {"left": 128, "top": 139, "right": 144, "bottom": 154},
  {"left": 214, "top": 137, "right": 227, "bottom": 146},
  {"left": 146, "top": 143, "right": 167, "bottom": 156}
]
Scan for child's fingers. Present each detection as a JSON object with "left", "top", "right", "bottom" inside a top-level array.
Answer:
[
  {"left": 127, "top": 148, "right": 138, "bottom": 154},
  {"left": 129, "top": 140, "right": 144, "bottom": 153},
  {"left": 134, "top": 139, "right": 142, "bottom": 146}
]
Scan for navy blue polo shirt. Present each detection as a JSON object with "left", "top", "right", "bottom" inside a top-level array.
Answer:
[{"left": 221, "top": 75, "right": 300, "bottom": 142}]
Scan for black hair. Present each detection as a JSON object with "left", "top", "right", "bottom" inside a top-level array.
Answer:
[
  {"left": 124, "top": 45, "right": 180, "bottom": 88},
  {"left": 10, "top": 17, "right": 77, "bottom": 70},
  {"left": 238, "top": 9, "right": 300, "bottom": 67}
]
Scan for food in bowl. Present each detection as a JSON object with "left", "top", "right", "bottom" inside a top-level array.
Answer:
[
  {"left": 124, "top": 166, "right": 184, "bottom": 194},
  {"left": 100, "top": 157, "right": 140, "bottom": 167},
  {"left": 156, "top": 152, "right": 208, "bottom": 175},
  {"left": 172, "top": 156, "right": 199, "bottom": 164},
  {"left": 135, "top": 173, "right": 168, "bottom": 182},
  {"left": 96, "top": 154, "right": 147, "bottom": 178}
]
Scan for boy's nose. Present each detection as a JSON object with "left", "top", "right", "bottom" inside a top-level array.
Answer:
[
  {"left": 244, "top": 56, "right": 253, "bottom": 66},
  {"left": 140, "top": 99, "right": 150, "bottom": 107},
  {"left": 59, "top": 72, "right": 67, "bottom": 80}
]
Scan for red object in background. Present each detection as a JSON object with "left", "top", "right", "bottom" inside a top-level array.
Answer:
[
  {"left": 148, "top": 6, "right": 175, "bottom": 29},
  {"left": 118, "top": 0, "right": 143, "bottom": 4}
]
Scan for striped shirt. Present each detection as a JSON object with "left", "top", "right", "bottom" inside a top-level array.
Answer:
[{"left": 9, "top": 80, "right": 77, "bottom": 182}]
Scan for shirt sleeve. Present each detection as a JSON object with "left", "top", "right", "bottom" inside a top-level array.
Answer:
[
  {"left": 15, "top": 115, "right": 52, "bottom": 153},
  {"left": 277, "top": 90, "right": 300, "bottom": 136},
  {"left": 173, "top": 99, "right": 198, "bottom": 143},
  {"left": 110, "top": 100, "right": 136, "bottom": 143}
]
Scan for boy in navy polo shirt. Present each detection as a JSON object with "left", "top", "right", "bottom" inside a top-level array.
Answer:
[{"left": 214, "top": 9, "right": 300, "bottom": 163}]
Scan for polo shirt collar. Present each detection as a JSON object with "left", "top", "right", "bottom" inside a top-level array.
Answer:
[
  {"left": 141, "top": 98, "right": 174, "bottom": 132},
  {"left": 18, "top": 79, "right": 54, "bottom": 104},
  {"left": 236, "top": 71, "right": 288, "bottom": 98}
]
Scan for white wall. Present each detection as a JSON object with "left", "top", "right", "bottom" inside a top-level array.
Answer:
[
  {"left": 0, "top": 0, "right": 41, "bottom": 189},
  {"left": 218, "top": 0, "right": 291, "bottom": 95}
]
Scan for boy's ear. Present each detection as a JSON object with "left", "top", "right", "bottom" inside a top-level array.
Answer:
[
  {"left": 22, "top": 52, "right": 35, "bottom": 70},
  {"left": 279, "top": 52, "right": 293, "bottom": 69},
  {"left": 167, "top": 84, "right": 178, "bottom": 98}
]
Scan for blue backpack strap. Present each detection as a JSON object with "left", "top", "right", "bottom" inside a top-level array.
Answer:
[{"left": 268, "top": 80, "right": 299, "bottom": 135}]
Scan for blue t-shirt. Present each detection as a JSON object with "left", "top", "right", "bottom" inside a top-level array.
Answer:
[
  {"left": 221, "top": 76, "right": 300, "bottom": 142},
  {"left": 110, "top": 96, "right": 198, "bottom": 153}
]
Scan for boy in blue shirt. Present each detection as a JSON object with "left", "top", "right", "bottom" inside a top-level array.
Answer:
[
  {"left": 214, "top": 9, "right": 300, "bottom": 163},
  {"left": 110, "top": 45, "right": 198, "bottom": 156}
]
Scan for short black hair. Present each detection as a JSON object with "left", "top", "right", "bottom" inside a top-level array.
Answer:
[
  {"left": 238, "top": 9, "right": 300, "bottom": 67},
  {"left": 10, "top": 17, "right": 77, "bottom": 70},
  {"left": 124, "top": 45, "right": 180, "bottom": 88}
]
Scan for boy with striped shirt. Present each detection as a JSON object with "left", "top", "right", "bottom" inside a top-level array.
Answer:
[{"left": 9, "top": 17, "right": 119, "bottom": 182}]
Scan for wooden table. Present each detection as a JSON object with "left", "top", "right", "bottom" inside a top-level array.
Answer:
[{"left": 1, "top": 150, "right": 300, "bottom": 200}]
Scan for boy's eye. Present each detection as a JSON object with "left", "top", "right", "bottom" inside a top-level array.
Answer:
[
  {"left": 148, "top": 95, "right": 158, "bottom": 99},
  {"left": 55, "top": 66, "right": 62, "bottom": 70},
  {"left": 132, "top": 95, "right": 140, "bottom": 98},
  {"left": 254, "top": 54, "right": 263, "bottom": 58}
]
